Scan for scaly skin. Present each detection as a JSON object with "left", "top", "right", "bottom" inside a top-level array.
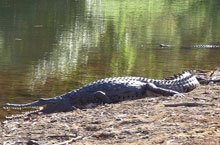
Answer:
[
  {"left": 159, "top": 44, "right": 220, "bottom": 48},
  {"left": 3, "top": 71, "right": 200, "bottom": 119},
  {"left": 191, "top": 45, "right": 220, "bottom": 48}
]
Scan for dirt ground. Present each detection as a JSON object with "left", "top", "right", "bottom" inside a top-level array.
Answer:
[{"left": 1, "top": 69, "right": 220, "bottom": 145}]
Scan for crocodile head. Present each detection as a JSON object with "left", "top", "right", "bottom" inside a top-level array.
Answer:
[
  {"left": 3, "top": 97, "right": 73, "bottom": 119},
  {"left": 159, "top": 44, "right": 171, "bottom": 47}
]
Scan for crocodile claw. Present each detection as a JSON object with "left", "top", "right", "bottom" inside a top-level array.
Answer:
[{"left": 174, "top": 93, "right": 185, "bottom": 98}]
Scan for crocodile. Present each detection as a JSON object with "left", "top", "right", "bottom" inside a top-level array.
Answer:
[
  {"left": 3, "top": 71, "right": 200, "bottom": 119},
  {"left": 159, "top": 44, "right": 220, "bottom": 48}
]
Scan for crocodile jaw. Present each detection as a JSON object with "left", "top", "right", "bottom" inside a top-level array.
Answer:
[
  {"left": 3, "top": 102, "right": 46, "bottom": 119},
  {"left": 4, "top": 107, "right": 44, "bottom": 120},
  {"left": 3, "top": 98, "right": 59, "bottom": 119}
]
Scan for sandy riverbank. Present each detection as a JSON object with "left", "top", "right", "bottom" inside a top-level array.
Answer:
[{"left": 1, "top": 69, "right": 220, "bottom": 145}]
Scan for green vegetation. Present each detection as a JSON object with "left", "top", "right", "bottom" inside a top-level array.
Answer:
[{"left": 0, "top": 0, "right": 219, "bottom": 107}]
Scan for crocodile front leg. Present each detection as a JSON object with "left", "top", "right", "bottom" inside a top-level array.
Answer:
[
  {"left": 91, "top": 91, "right": 111, "bottom": 103},
  {"left": 145, "top": 83, "right": 184, "bottom": 97},
  {"left": 79, "top": 91, "right": 111, "bottom": 105}
]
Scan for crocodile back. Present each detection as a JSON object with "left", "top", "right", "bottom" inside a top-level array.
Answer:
[
  {"left": 191, "top": 45, "right": 220, "bottom": 48},
  {"left": 66, "top": 71, "right": 199, "bottom": 99}
]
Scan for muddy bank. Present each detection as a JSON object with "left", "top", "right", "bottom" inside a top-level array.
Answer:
[{"left": 1, "top": 69, "right": 220, "bottom": 145}]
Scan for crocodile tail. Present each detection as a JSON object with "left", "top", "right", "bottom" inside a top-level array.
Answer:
[
  {"left": 165, "top": 71, "right": 194, "bottom": 81},
  {"left": 162, "top": 70, "right": 199, "bottom": 93}
]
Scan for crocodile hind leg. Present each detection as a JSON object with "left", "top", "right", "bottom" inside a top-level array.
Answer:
[{"left": 145, "top": 83, "right": 185, "bottom": 97}]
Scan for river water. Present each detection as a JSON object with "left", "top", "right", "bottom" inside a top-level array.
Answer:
[{"left": 0, "top": 0, "right": 220, "bottom": 119}]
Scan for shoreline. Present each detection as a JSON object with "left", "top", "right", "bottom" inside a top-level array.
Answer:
[{"left": 1, "top": 68, "right": 220, "bottom": 144}]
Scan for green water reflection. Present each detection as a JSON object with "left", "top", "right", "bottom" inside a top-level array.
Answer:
[{"left": 0, "top": 0, "right": 219, "bottom": 120}]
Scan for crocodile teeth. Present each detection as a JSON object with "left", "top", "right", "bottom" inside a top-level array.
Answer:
[
  {"left": 13, "top": 107, "right": 21, "bottom": 110},
  {"left": 12, "top": 107, "right": 20, "bottom": 110},
  {"left": 6, "top": 114, "right": 25, "bottom": 120},
  {"left": 3, "top": 107, "right": 8, "bottom": 110},
  {"left": 3, "top": 107, "right": 23, "bottom": 110}
]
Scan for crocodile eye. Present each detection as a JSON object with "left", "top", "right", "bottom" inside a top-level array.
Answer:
[{"left": 39, "top": 98, "right": 46, "bottom": 102}]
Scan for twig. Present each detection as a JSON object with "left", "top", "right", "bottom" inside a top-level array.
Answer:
[
  {"left": 212, "top": 79, "right": 220, "bottom": 83},
  {"left": 164, "top": 102, "right": 215, "bottom": 107},
  {"left": 209, "top": 69, "right": 218, "bottom": 77},
  {"left": 57, "top": 136, "right": 84, "bottom": 145},
  {"left": 47, "top": 134, "right": 77, "bottom": 138}
]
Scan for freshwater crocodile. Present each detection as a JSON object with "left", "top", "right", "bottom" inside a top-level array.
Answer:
[
  {"left": 159, "top": 44, "right": 220, "bottom": 48},
  {"left": 3, "top": 71, "right": 200, "bottom": 119}
]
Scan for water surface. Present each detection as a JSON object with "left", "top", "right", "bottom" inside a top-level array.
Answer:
[{"left": 0, "top": 0, "right": 220, "bottom": 120}]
